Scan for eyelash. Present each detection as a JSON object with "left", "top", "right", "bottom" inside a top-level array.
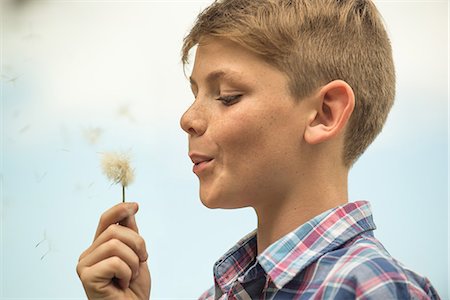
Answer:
[{"left": 216, "top": 94, "right": 242, "bottom": 106}]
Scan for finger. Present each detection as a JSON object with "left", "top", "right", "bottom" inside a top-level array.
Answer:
[
  {"left": 80, "top": 223, "right": 148, "bottom": 262},
  {"left": 80, "top": 238, "right": 140, "bottom": 281},
  {"left": 119, "top": 214, "right": 139, "bottom": 233},
  {"left": 83, "top": 256, "right": 133, "bottom": 291},
  {"left": 95, "top": 202, "right": 139, "bottom": 240}
]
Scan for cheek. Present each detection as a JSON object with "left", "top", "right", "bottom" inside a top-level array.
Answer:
[
  {"left": 216, "top": 106, "right": 303, "bottom": 177},
  {"left": 195, "top": 112, "right": 267, "bottom": 209},
  {"left": 216, "top": 112, "right": 267, "bottom": 162},
  {"left": 214, "top": 111, "right": 281, "bottom": 196}
]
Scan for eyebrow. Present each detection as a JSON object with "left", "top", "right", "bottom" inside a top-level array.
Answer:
[{"left": 189, "top": 70, "right": 243, "bottom": 87}]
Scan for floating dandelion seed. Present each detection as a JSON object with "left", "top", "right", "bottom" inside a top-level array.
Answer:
[
  {"left": 13, "top": 110, "right": 21, "bottom": 119},
  {"left": 101, "top": 152, "right": 134, "bottom": 202},
  {"left": 117, "top": 104, "right": 136, "bottom": 122},
  {"left": 19, "top": 124, "right": 30, "bottom": 134},
  {"left": 35, "top": 230, "right": 51, "bottom": 260},
  {"left": 1, "top": 74, "right": 21, "bottom": 86},
  {"left": 34, "top": 171, "right": 47, "bottom": 183},
  {"left": 83, "top": 127, "right": 103, "bottom": 145}
]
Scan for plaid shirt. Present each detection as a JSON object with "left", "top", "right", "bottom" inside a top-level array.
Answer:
[{"left": 199, "top": 201, "right": 440, "bottom": 300}]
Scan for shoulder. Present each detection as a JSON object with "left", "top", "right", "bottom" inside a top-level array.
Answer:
[{"left": 310, "top": 234, "right": 440, "bottom": 299}]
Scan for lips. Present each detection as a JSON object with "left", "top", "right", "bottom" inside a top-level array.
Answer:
[
  {"left": 189, "top": 153, "right": 213, "bottom": 164},
  {"left": 189, "top": 153, "right": 214, "bottom": 174}
]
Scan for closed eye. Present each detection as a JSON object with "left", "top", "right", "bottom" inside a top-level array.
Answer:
[{"left": 216, "top": 94, "right": 242, "bottom": 106}]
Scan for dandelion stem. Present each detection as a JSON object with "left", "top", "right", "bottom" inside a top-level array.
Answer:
[{"left": 122, "top": 185, "right": 125, "bottom": 203}]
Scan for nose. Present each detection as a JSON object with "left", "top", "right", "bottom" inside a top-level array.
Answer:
[{"left": 180, "top": 100, "right": 207, "bottom": 137}]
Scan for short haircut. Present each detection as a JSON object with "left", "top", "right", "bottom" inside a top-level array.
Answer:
[{"left": 181, "top": 0, "right": 395, "bottom": 166}]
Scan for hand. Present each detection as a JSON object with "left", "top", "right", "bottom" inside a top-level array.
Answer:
[{"left": 77, "top": 202, "right": 151, "bottom": 299}]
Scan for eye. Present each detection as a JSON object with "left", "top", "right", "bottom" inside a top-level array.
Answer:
[{"left": 216, "top": 94, "right": 242, "bottom": 106}]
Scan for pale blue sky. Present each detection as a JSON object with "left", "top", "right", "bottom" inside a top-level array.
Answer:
[{"left": 1, "top": 0, "right": 448, "bottom": 299}]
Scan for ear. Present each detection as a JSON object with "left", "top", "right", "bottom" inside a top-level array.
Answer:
[{"left": 304, "top": 80, "right": 355, "bottom": 145}]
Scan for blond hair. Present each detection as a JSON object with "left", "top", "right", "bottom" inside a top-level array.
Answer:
[{"left": 181, "top": 0, "right": 395, "bottom": 166}]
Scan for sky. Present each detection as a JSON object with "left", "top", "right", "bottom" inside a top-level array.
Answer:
[{"left": 1, "top": 0, "right": 448, "bottom": 299}]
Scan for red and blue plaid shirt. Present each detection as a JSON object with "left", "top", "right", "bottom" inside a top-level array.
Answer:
[{"left": 199, "top": 201, "right": 440, "bottom": 300}]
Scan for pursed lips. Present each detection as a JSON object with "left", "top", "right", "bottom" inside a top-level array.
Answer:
[
  {"left": 189, "top": 153, "right": 214, "bottom": 174},
  {"left": 189, "top": 153, "right": 214, "bottom": 164}
]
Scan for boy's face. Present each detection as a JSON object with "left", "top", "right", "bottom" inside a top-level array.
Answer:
[{"left": 181, "top": 37, "right": 311, "bottom": 209}]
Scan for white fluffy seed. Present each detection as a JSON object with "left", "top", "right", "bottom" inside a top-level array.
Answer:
[{"left": 100, "top": 152, "right": 134, "bottom": 187}]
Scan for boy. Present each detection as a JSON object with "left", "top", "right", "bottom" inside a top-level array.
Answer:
[{"left": 77, "top": 0, "right": 441, "bottom": 299}]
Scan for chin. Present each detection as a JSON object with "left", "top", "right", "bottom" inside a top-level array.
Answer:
[
  {"left": 200, "top": 199, "right": 221, "bottom": 209},
  {"left": 199, "top": 192, "right": 223, "bottom": 209},
  {"left": 199, "top": 190, "right": 250, "bottom": 209}
]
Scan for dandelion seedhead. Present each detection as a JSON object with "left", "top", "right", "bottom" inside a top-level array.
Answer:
[{"left": 101, "top": 152, "right": 134, "bottom": 202}]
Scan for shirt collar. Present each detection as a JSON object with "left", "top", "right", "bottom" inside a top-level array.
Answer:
[
  {"left": 258, "top": 200, "right": 376, "bottom": 289},
  {"left": 213, "top": 201, "right": 376, "bottom": 293},
  {"left": 213, "top": 229, "right": 258, "bottom": 292}
]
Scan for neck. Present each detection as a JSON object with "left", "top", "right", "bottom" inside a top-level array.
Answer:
[{"left": 253, "top": 166, "right": 349, "bottom": 256}]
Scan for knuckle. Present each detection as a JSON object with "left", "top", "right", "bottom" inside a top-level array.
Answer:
[
  {"left": 136, "top": 237, "right": 149, "bottom": 261},
  {"left": 78, "top": 247, "right": 91, "bottom": 262},
  {"left": 135, "top": 237, "right": 146, "bottom": 252},
  {"left": 77, "top": 265, "right": 92, "bottom": 285},
  {"left": 108, "top": 238, "right": 122, "bottom": 249},
  {"left": 78, "top": 251, "right": 85, "bottom": 263},
  {"left": 79, "top": 270, "right": 87, "bottom": 282},
  {"left": 110, "top": 256, "right": 122, "bottom": 268},
  {"left": 106, "top": 223, "right": 120, "bottom": 235}
]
